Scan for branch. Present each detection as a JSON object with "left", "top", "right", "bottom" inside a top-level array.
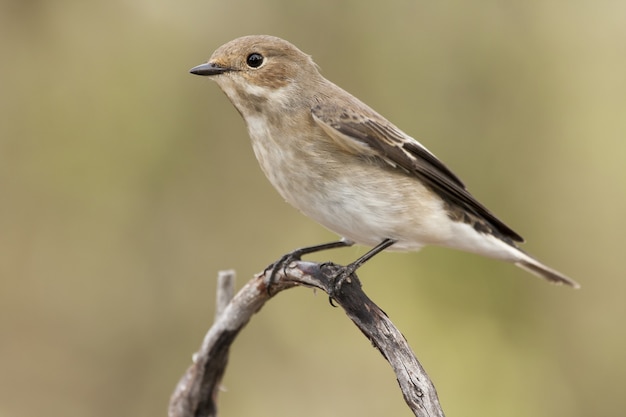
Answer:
[{"left": 169, "top": 261, "right": 445, "bottom": 417}]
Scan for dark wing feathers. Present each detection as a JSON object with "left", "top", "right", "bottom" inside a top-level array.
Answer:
[
  {"left": 311, "top": 104, "right": 524, "bottom": 243},
  {"left": 362, "top": 119, "right": 466, "bottom": 188}
]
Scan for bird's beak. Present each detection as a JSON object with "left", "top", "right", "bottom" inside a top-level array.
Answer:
[{"left": 189, "top": 62, "right": 228, "bottom": 76}]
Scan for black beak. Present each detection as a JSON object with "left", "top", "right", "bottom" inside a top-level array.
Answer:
[{"left": 189, "top": 62, "right": 228, "bottom": 76}]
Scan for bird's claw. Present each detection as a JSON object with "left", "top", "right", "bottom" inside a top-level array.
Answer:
[
  {"left": 264, "top": 249, "right": 305, "bottom": 295},
  {"left": 320, "top": 262, "right": 360, "bottom": 307},
  {"left": 264, "top": 251, "right": 362, "bottom": 302}
]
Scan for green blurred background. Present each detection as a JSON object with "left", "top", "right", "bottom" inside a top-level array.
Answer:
[{"left": 1, "top": 0, "right": 625, "bottom": 416}]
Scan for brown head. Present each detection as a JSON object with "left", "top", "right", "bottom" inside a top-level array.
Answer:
[{"left": 190, "top": 35, "right": 324, "bottom": 115}]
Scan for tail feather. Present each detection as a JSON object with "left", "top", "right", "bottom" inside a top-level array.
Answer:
[
  {"left": 515, "top": 256, "right": 580, "bottom": 289},
  {"left": 440, "top": 220, "right": 579, "bottom": 288}
]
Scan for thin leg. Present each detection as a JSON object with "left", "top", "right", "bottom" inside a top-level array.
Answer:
[
  {"left": 345, "top": 238, "right": 396, "bottom": 273},
  {"left": 266, "top": 238, "right": 355, "bottom": 292},
  {"left": 285, "top": 238, "right": 355, "bottom": 259},
  {"left": 326, "top": 238, "right": 397, "bottom": 301}
]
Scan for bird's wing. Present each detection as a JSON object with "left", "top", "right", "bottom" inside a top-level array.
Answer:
[{"left": 311, "top": 103, "right": 524, "bottom": 243}]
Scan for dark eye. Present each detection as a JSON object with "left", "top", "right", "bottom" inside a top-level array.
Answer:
[{"left": 246, "top": 53, "right": 264, "bottom": 68}]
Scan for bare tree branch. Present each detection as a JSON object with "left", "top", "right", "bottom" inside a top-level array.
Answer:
[
  {"left": 169, "top": 261, "right": 445, "bottom": 417},
  {"left": 215, "top": 270, "right": 235, "bottom": 317}
]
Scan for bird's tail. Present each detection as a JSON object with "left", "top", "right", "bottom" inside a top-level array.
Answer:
[{"left": 515, "top": 252, "right": 580, "bottom": 289}]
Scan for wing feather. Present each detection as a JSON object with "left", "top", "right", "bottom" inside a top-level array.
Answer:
[{"left": 311, "top": 104, "right": 524, "bottom": 243}]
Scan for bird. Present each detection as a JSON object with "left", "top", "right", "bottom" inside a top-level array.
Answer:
[{"left": 189, "top": 35, "right": 579, "bottom": 289}]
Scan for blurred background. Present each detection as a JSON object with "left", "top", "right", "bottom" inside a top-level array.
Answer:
[{"left": 1, "top": 0, "right": 625, "bottom": 416}]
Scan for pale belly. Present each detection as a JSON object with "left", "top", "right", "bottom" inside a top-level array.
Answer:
[
  {"left": 250, "top": 132, "right": 455, "bottom": 251},
  {"left": 245, "top": 119, "right": 522, "bottom": 263}
]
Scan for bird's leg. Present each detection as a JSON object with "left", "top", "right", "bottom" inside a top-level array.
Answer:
[
  {"left": 265, "top": 238, "right": 354, "bottom": 293},
  {"left": 326, "top": 238, "right": 397, "bottom": 301}
]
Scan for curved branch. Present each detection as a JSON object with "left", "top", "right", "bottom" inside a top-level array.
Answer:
[{"left": 169, "top": 261, "right": 445, "bottom": 417}]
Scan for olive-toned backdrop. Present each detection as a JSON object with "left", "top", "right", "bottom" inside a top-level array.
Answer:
[{"left": 1, "top": 1, "right": 624, "bottom": 416}]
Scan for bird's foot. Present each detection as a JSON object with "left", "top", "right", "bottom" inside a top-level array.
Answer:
[
  {"left": 264, "top": 248, "right": 307, "bottom": 295},
  {"left": 263, "top": 239, "right": 355, "bottom": 295},
  {"left": 320, "top": 262, "right": 362, "bottom": 306}
]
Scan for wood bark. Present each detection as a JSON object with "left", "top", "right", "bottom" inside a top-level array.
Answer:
[{"left": 169, "top": 261, "right": 445, "bottom": 417}]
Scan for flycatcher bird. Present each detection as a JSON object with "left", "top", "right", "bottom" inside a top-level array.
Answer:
[{"left": 190, "top": 35, "right": 579, "bottom": 288}]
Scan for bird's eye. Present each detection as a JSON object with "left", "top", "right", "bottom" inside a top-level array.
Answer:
[{"left": 246, "top": 53, "right": 264, "bottom": 68}]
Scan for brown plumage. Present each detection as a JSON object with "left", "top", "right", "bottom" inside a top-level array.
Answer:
[{"left": 190, "top": 35, "right": 579, "bottom": 288}]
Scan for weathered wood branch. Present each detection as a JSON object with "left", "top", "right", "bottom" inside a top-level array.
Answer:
[{"left": 168, "top": 261, "right": 445, "bottom": 417}]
